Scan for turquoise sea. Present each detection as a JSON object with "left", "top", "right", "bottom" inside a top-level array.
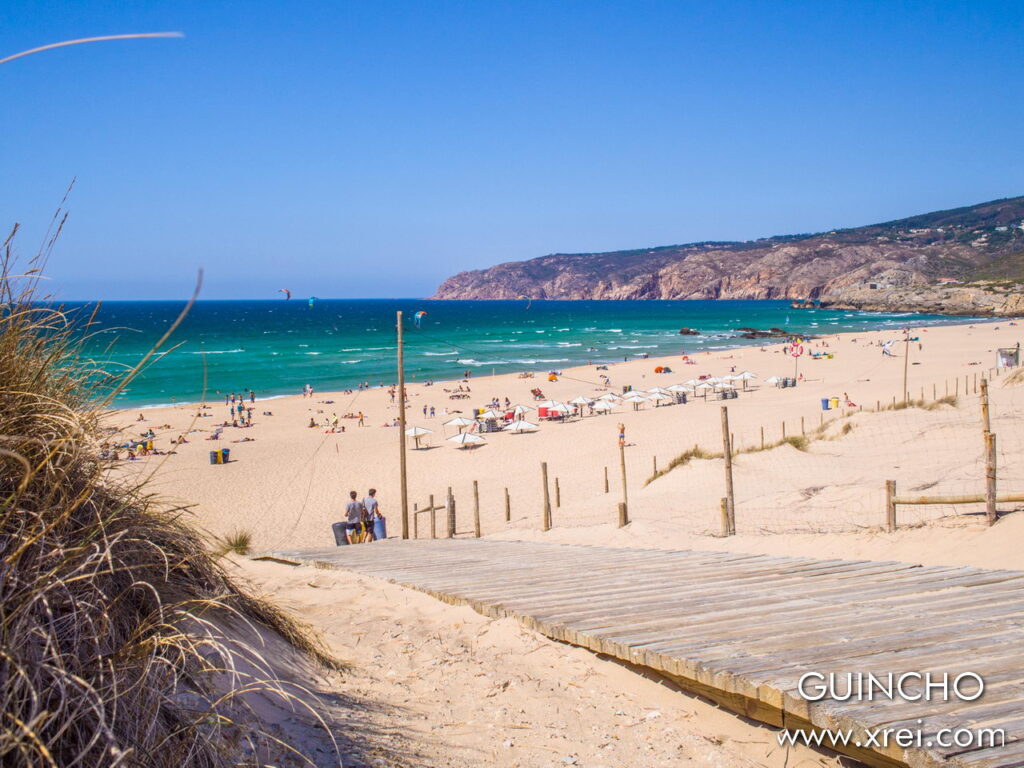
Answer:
[{"left": 72, "top": 299, "right": 967, "bottom": 408}]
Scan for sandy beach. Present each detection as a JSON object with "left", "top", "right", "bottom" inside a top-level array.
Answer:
[
  {"left": 108, "top": 318, "right": 1024, "bottom": 766},
  {"left": 112, "top": 319, "right": 1023, "bottom": 561}
]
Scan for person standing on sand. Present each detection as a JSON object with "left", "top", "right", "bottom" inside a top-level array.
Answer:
[
  {"left": 617, "top": 423, "right": 626, "bottom": 448},
  {"left": 358, "top": 411, "right": 365, "bottom": 427},
  {"left": 363, "top": 489, "right": 381, "bottom": 541},
  {"left": 344, "top": 491, "right": 365, "bottom": 544}
]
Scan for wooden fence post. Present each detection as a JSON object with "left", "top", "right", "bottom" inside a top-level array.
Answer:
[
  {"left": 933, "top": 383, "right": 936, "bottom": 401},
  {"left": 985, "top": 433, "right": 997, "bottom": 526},
  {"left": 554, "top": 477, "right": 561, "bottom": 508},
  {"left": 473, "top": 480, "right": 481, "bottom": 538},
  {"left": 760, "top": 425, "right": 765, "bottom": 449},
  {"left": 413, "top": 503, "right": 418, "bottom": 539},
  {"left": 653, "top": 456, "right": 657, "bottom": 475},
  {"left": 781, "top": 420, "right": 786, "bottom": 439},
  {"left": 541, "top": 462, "right": 552, "bottom": 531},
  {"left": 980, "top": 378, "right": 991, "bottom": 434},
  {"left": 618, "top": 442, "right": 629, "bottom": 520},
  {"left": 504, "top": 487, "right": 510, "bottom": 522},
  {"left": 721, "top": 407, "right": 736, "bottom": 530},
  {"left": 800, "top": 416, "right": 805, "bottom": 435},
  {"left": 720, "top": 497, "right": 730, "bottom": 537},
  {"left": 617, "top": 501, "right": 628, "bottom": 528},
  {"left": 429, "top": 493, "right": 436, "bottom": 539},
  {"left": 886, "top": 480, "right": 896, "bottom": 532},
  {"left": 446, "top": 486, "right": 455, "bottom": 538}
]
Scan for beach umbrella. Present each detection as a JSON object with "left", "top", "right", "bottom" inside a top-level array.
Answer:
[
  {"left": 666, "top": 383, "right": 693, "bottom": 393},
  {"left": 504, "top": 419, "right": 538, "bottom": 433},
  {"left": 478, "top": 409, "right": 502, "bottom": 419},
  {"left": 404, "top": 425, "right": 433, "bottom": 449},
  {"left": 647, "top": 392, "right": 673, "bottom": 406},
  {"left": 736, "top": 370, "right": 758, "bottom": 389},
  {"left": 568, "top": 395, "right": 593, "bottom": 416},
  {"left": 598, "top": 393, "right": 623, "bottom": 402},
  {"left": 694, "top": 382, "right": 715, "bottom": 399},
  {"left": 623, "top": 393, "right": 649, "bottom": 410},
  {"left": 443, "top": 416, "right": 476, "bottom": 433},
  {"left": 510, "top": 403, "right": 536, "bottom": 412},
  {"left": 548, "top": 403, "right": 572, "bottom": 416},
  {"left": 683, "top": 378, "right": 701, "bottom": 387},
  {"left": 591, "top": 400, "right": 615, "bottom": 412},
  {"left": 765, "top": 375, "right": 781, "bottom": 385},
  {"left": 536, "top": 400, "right": 563, "bottom": 409},
  {"left": 447, "top": 432, "right": 485, "bottom": 449},
  {"left": 717, "top": 381, "right": 736, "bottom": 390},
  {"left": 646, "top": 386, "right": 672, "bottom": 396}
]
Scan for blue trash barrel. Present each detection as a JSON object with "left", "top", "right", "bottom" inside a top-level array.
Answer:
[
  {"left": 373, "top": 517, "right": 387, "bottom": 541},
  {"left": 332, "top": 522, "right": 349, "bottom": 546},
  {"left": 209, "top": 450, "right": 220, "bottom": 464},
  {"left": 821, "top": 398, "right": 831, "bottom": 411},
  {"left": 221, "top": 448, "right": 230, "bottom": 463}
]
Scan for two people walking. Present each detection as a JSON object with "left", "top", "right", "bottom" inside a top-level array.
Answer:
[{"left": 337, "top": 489, "right": 384, "bottom": 544}]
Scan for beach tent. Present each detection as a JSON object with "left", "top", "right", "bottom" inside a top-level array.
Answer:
[
  {"left": 504, "top": 419, "right": 539, "bottom": 433},
  {"left": 447, "top": 432, "right": 485, "bottom": 449},
  {"left": 404, "top": 426, "right": 433, "bottom": 450},
  {"left": 443, "top": 416, "right": 476, "bottom": 433}
]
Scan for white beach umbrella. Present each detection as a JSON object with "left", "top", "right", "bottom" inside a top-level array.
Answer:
[
  {"left": 443, "top": 416, "right": 476, "bottom": 433},
  {"left": 404, "top": 425, "right": 433, "bottom": 449},
  {"left": 666, "top": 384, "right": 693, "bottom": 393},
  {"left": 683, "top": 379, "right": 701, "bottom": 387},
  {"left": 548, "top": 403, "right": 572, "bottom": 414},
  {"left": 504, "top": 419, "right": 539, "bottom": 433},
  {"left": 510, "top": 403, "right": 536, "bottom": 412},
  {"left": 447, "top": 432, "right": 485, "bottom": 449},
  {"left": 694, "top": 382, "right": 715, "bottom": 398},
  {"left": 569, "top": 395, "right": 593, "bottom": 406},
  {"left": 591, "top": 400, "right": 615, "bottom": 412},
  {"left": 536, "top": 400, "right": 563, "bottom": 409},
  {"left": 478, "top": 409, "right": 502, "bottom": 419},
  {"left": 717, "top": 381, "right": 736, "bottom": 390},
  {"left": 598, "top": 393, "right": 623, "bottom": 402},
  {"left": 736, "top": 370, "right": 758, "bottom": 389},
  {"left": 765, "top": 376, "right": 781, "bottom": 385},
  {"left": 647, "top": 392, "right": 673, "bottom": 405},
  {"left": 646, "top": 386, "right": 672, "bottom": 396},
  {"left": 623, "top": 393, "right": 649, "bottom": 403}
]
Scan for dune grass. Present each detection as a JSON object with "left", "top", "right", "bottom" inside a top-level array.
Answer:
[
  {"left": 0, "top": 240, "right": 338, "bottom": 767},
  {"left": 220, "top": 528, "right": 255, "bottom": 557}
]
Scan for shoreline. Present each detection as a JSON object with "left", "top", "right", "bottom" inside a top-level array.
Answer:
[{"left": 111, "top": 313, "right": 996, "bottom": 410}]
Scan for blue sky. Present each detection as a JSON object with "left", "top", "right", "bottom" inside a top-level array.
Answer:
[{"left": 2, "top": 0, "right": 1022, "bottom": 299}]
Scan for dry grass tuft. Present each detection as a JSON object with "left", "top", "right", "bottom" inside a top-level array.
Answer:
[
  {"left": 0, "top": 242, "right": 339, "bottom": 768},
  {"left": 924, "top": 394, "right": 959, "bottom": 410},
  {"left": 220, "top": 528, "right": 255, "bottom": 557}
]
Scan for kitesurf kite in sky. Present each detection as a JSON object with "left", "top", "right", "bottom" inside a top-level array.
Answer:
[
  {"left": 519, "top": 295, "right": 533, "bottom": 310},
  {"left": 278, "top": 288, "right": 291, "bottom": 300}
]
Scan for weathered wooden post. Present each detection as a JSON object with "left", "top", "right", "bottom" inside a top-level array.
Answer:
[
  {"left": 781, "top": 420, "right": 786, "bottom": 439},
  {"left": 446, "top": 486, "right": 456, "bottom": 538},
  {"left": 504, "top": 487, "right": 511, "bottom": 522},
  {"left": 721, "top": 407, "right": 736, "bottom": 530},
  {"left": 985, "top": 433, "right": 997, "bottom": 526},
  {"left": 652, "top": 456, "right": 657, "bottom": 475},
  {"left": 720, "top": 497, "right": 730, "bottom": 537},
  {"left": 760, "top": 425, "right": 765, "bottom": 449},
  {"left": 603, "top": 466, "right": 609, "bottom": 493},
  {"left": 413, "top": 503, "right": 418, "bottom": 539},
  {"left": 981, "top": 378, "right": 991, "bottom": 434},
  {"left": 933, "top": 383, "right": 937, "bottom": 401},
  {"left": 885, "top": 480, "right": 896, "bottom": 532},
  {"left": 618, "top": 442, "right": 629, "bottom": 520},
  {"left": 473, "top": 480, "right": 481, "bottom": 538},
  {"left": 429, "top": 493, "right": 436, "bottom": 539},
  {"left": 800, "top": 416, "right": 805, "bottom": 435},
  {"left": 554, "top": 477, "right": 561, "bottom": 508},
  {"left": 541, "top": 462, "right": 552, "bottom": 531},
  {"left": 617, "top": 501, "right": 628, "bottom": 528}
]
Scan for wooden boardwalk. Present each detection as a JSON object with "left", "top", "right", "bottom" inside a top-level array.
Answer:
[{"left": 263, "top": 540, "right": 1024, "bottom": 768}]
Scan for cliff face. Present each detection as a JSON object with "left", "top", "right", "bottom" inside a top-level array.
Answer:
[{"left": 431, "top": 196, "right": 1024, "bottom": 314}]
